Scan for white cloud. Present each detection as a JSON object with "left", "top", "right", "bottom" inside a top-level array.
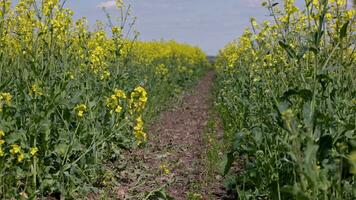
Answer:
[{"left": 97, "top": 1, "right": 116, "bottom": 9}]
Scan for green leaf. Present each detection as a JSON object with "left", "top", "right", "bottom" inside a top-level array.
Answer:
[
  {"left": 223, "top": 151, "right": 235, "bottom": 176},
  {"left": 345, "top": 130, "right": 354, "bottom": 139},
  {"left": 305, "top": 143, "right": 318, "bottom": 166},
  {"left": 303, "top": 103, "right": 313, "bottom": 128},
  {"left": 297, "top": 46, "right": 308, "bottom": 60},
  {"left": 0, "top": 79, "right": 12, "bottom": 91},
  {"left": 317, "top": 135, "right": 333, "bottom": 161},
  {"left": 298, "top": 89, "right": 313, "bottom": 101},
  {"left": 55, "top": 143, "right": 68, "bottom": 156},
  {"left": 6, "top": 130, "right": 26, "bottom": 143},
  {"left": 340, "top": 21, "right": 350, "bottom": 39},
  {"left": 313, "top": 30, "right": 324, "bottom": 47},
  {"left": 309, "top": 46, "right": 319, "bottom": 54},
  {"left": 281, "top": 89, "right": 313, "bottom": 102},
  {"left": 317, "top": 74, "right": 332, "bottom": 91},
  {"left": 146, "top": 190, "right": 174, "bottom": 200},
  {"left": 282, "top": 184, "right": 310, "bottom": 200},
  {"left": 279, "top": 41, "right": 296, "bottom": 59},
  {"left": 71, "top": 141, "right": 83, "bottom": 152}
]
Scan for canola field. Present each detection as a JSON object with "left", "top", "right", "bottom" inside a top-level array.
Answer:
[
  {"left": 215, "top": 0, "right": 355, "bottom": 199},
  {"left": 0, "top": 0, "right": 355, "bottom": 199},
  {"left": 0, "top": 0, "right": 208, "bottom": 198}
]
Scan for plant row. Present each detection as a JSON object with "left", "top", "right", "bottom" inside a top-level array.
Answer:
[
  {"left": 0, "top": 0, "right": 209, "bottom": 198},
  {"left": 215, "top": 0, "right": 355, "bottom": 199}
]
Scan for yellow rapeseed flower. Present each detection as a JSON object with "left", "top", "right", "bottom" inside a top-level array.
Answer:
[
  {"left": 10, "top": 144, "right": 21, "bottom": 155},
  {"left": 159, "top": 164, "right": 171, "bottom": 174},
  {"left": 345, "top": 10, "right": 355, "bottom": 20},
  {"left": 114, "top": 89, "right": 126, "bottom": 99},
  {"left": 106, "top": 90, "right": 125, "bottom": 113},
  {"left": 100, "top": 70, "right": 111, "bottom": 80},
  {"left": 115, "top": 105, "right": 123, "bottom": 113},
  {"left": 133, "top": 116, "right": 147, "bottom": 144},
  {"left": 0, "top": 92, "right": 12, "bottom": 105},
  {"left": 134, "top": 130, "right": 147, "bottom": 145},
  {"left": 336, "top": 0, "right": 346, "bottom": 6},
  {"left": 43, "top": 0, "right": 59, "bottom": 16},
  {"left": 66, "top": 71, "right": 75, "bottom": 80},
  {"left": 77, "top": 110, "right": 84, "bottom": 117},
  {"left": 325, "top": 13, "right": 332, "bottom": 21},
  {"left": 134, "top": 116, "right": 144, "bottom": 131},
  {"left": 30, "top": 147, "right": 39, "bottom": 156},
  {"left": 106, "top": 95, "right": 118, "bottom": 109},
  {"left": 75, "top": 104, "right": 87, "bottom": 117},
  {"left": 155, "top": 64, "right": 169, "bottom": 76},
  {"left": 129, "top": 86, "right": 148, "bottom": 112},
  {"left": 0, "top": 130, "right": 4, "bottom": 138},
  {"left": 31, "top": 84, "right": 43, "bottom": 96},
  {"left": 112, "top": 26, "right": 122, "bottom": 36},
  {"left": 17, "top": 152, "right": 24, "bottom": 162},
  {"left": 312, "top": 0, "right": 319, "bottom": 7}
]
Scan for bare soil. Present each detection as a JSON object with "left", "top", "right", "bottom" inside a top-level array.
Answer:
[{"left": 114, "top": 71, "right": 224, "bottom": 199}]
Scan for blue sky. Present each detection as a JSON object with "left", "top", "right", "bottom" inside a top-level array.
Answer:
[
  {"left": 66, "top": 0, "right": 282, "bottom": 55},
  {"left": 15, "top": 0, "right": 352, "bottom": 55}
]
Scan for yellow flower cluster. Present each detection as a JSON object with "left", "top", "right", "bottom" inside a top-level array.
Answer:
[
  {"left": 159, "top": 163, "right": 171, "bottom": 175},
  {"left": 88, "top": 32, "right": 108, "bottom": 73},
  {"left": 216, "top": 30, "right": 253, "bottom": 70},
  {"left": 178, "top": 65, "right": 193, "bottom": 75},
  {"left": 0, "top": 129, "right": 38, "bottom": 160},
  {"left": 30, "top": 83, "right": 44, "bottom": 97},
  {"left": 216, "top": 0, "right": 354, "bottom": 197},
  {"left": 155, "top": 63, "right": 169, "bottom": 76},
  {"left": 129, "top": 86, "right": 148, "bottom": 113},
  {"left": 0, "top": 92, "right": 12, "bottom": 112},
  {"left": 106, "top": 89, "right": 126, "bottom": 114},
  {"left": 121, "top": 40, "right": 208, "bottom": 74},
  {"left": 0, "top": 130, "right": 5, "bottom": 157},
  {"left": 105, "top": 86, "right": 148, "bottom": 144},
  {"left": 0, "top": 0, "right": 208, "bottom": 196},
  {"left": 30, "top": 147, "right": 38, "bottom": 156},
  {"left": 51, "top": 8, "right": 73, "bottom": 42},
  {"left": 284, "top": 0, "right": 299, "bottom": 15},
  {"left": 130, "top": 86, "right": 148, "bottom": 144},
  {"left": 43, "top": 0, "right": 59, "bottom": 16},
  {"left": 10, "top": 144, "right": 24, "bottom": 162},
  {"left": 133, "top": 116, "right": 147, "bottom": 145},
  {"left": 74, "top": 104, "right": 87, "bottom": 118},
  {"left": 217, "top": 0, "right": 354, "bottom": 75}
]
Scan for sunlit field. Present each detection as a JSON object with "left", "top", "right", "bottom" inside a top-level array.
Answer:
[
  {"left": 0, "top": 0, "right": 355, "bottom": 199},
  {"left": 216, "top": 0, "right": 355, "bottom": 199}
]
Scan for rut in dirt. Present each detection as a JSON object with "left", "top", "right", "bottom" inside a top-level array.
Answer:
[{"left": 138, "top": 70, "right": 217, "bottom": 199}]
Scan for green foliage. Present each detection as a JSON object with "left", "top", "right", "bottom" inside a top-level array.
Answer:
[
  {"left": 0, "top": 0, "right": 209, "bottom": 198},
  {"left": 215, "top": 0, "right": 355, "bottom": 199}
]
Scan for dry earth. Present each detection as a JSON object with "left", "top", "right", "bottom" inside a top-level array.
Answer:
[{"left": 112, "top": 71, "right": 227, "bottom": 200}]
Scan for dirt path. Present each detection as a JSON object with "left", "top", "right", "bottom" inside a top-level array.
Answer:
[
  {"left": 147, "top": 70, "right": 215, "bottom": 199},
  {"left": 115, "top": 71, "right": 218, "bottom": 199},
  {"left": 110, "top": 71, "right": 223, "bottom": 200}
]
